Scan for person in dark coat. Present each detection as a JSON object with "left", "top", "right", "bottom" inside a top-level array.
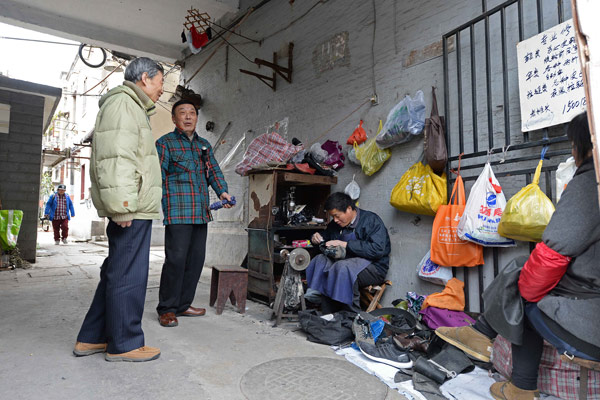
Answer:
[
  {"left": 435, "top": 112, "right": 600, "bottom": 400},
  {"left": 306, "top": 192, "right": 391, "bottom": 313}
]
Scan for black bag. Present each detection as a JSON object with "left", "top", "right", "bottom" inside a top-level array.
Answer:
[
  {"left": 298, "top": 310, "right": 356, "bottom": 345},
  {"left": 482, "top": 256, "right": 527, "bottom": 345}
]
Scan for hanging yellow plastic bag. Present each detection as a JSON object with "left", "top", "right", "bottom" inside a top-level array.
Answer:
[
  {"left": 390, "top": 161, "right": 447, "bottom": 216},
  {"left": 355, "top": 120, "right": 391, "bottom": 176},
  {"left": 497, "top": 158, "right": 555, "bottom": 242}
]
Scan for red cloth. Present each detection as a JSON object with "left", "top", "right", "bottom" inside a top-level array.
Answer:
[
  {"left": 518, "top": 242, "right": 571, "bottom": 302},
  {"left": 190, "top": 26, "right": 209, "bottom": 49}
]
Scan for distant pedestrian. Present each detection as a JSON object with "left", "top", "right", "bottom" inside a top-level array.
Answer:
[
  {"left": 74, "top": 57, "right": 164, "bottom": 362},
  {"left": 155, "top": 99, "right": 232, "bottom": 328},
  {"left": 44, "top": 184, "right": 75, "bottom": 245}
]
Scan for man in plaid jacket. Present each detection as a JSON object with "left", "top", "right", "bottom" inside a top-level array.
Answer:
[{"left": 155, "top": 99, "right": 232, "bottom": 327}]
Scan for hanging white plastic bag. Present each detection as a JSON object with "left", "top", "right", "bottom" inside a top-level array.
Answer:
[
  {"left": 344, "top": 174, "right": 360, "bottom": 200},
  {"left": 376, "top": 90, "right": 426, "bottom": 149},
  {"left": 457, "top": 163, "right": 516, "bottom": 247},
  {"left": 556, "top": 156, "right": 576, "bottom": 203},
  {"left": 348, "top": 146, "right": 361, "bottom": 166},
  {"left": 416, "top": 251, "right": 452, "bottom": 286},
  {"left": 309, "top": 143, "right": 328, "bottom": 163}
]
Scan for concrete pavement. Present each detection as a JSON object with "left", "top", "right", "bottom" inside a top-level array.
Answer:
[{"left": 0, "top": 230, "right": 406, "bottom": 400}]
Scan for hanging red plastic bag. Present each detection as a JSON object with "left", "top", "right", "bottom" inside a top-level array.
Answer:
[
  {"left": 498, "top": 153, "right": 555, "bottom": 242},
  {"left": 430, "top": 166, "right": 484, "bottom": 267},
  {"left": 346, "top": 120, "right": 367, "bottom": 145},
  {"left": 457, "top": 163, "right": 515, "bottom": 247}
]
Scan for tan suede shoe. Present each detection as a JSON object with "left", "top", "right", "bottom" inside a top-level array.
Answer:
[
  {"left": 73, "top": 342, "right": 107, "bottom": 357},
  {"left": 490, "top": 381, "right": 540, "bottom": 400},
  {"left": 435, "top": 326, "right": 493, "bottom": 362},
  {"left": 105, "top": 346, "right": 161, "bottom": 362}
]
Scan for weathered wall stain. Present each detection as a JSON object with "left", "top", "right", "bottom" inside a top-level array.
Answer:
[{"left": 312, "top": 31, "right": 350, "bottom": 77}]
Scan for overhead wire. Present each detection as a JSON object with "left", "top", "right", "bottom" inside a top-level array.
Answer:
[
  {"left": 82, "top": 59, "right": 127, "bottom": 95},
  {"left": 260, "top": 0, "right": 324, "bottom": 41},
  {"left": 371, "top": 0, "right": 378, "bottom": 100},
  {"left": 211, "top": 26, "right": 255, "bottom": 64},
  {"left": 0, "top": 36, "right": 79, "bottom": 46}
]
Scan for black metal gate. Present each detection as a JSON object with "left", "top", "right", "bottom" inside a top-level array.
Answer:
[{"left": 442, "top": 0, "right": 574, "bottom": 311}]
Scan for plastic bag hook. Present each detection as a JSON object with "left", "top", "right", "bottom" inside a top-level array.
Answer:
[
  {"left": 541, "top": 145, "right": 550, "bottom": 160},
  {"left": 499, "top": 145, "right": 511, "bottom": 164}
]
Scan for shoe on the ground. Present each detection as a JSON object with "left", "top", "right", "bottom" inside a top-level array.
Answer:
[
  {"left": 176, "top": 306, "right": 206, "bottom": 317},
  {"left": 435, "top": 326, "right": 493, "bottom": 362},
  {"left": 62, "top": 239, "right": 68, "bottom": 244},
  {"left": 105, "top": 346, "right": 161, "bottom": 362},
  {"left": 358, "top": 341, "right": 413, "bottom": 369},
  {"left": 352, "top": 313, "right": 375, "bottom": 345},
  {"left": 55, "top": 240, "right": 60, "bottom": 245},
  {"left": 73, "top": 341, "right": 107, "bottom": 357},
  {"left": 158, "top": 312, "right": 178, "bottom": 327},
  {"left": 490, "top": 381, "right": 540, "bottom": 400}
]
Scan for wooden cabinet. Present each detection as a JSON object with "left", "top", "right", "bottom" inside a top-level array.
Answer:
[{"left": 247, "top": 170, "right": 337, "bottom": 302}]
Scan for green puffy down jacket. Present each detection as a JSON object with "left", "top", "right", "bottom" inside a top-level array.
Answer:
[{"left": 90, "top": 81, "right": 162, "bottom": 222}]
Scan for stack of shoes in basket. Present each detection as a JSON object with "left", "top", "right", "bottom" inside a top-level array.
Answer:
[{"left": 353, "top": 312, "right": 413, "bottom": 369}]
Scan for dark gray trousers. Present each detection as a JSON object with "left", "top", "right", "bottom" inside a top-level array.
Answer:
[{"left": 77, "top": 219, "right": 152, "bottom": 354}]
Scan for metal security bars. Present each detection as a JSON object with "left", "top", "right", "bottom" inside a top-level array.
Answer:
[{"left": 442, "top": 0, "right": 573, "bottom": 312}]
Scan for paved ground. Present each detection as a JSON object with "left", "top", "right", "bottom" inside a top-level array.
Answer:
[{"left": 0, "top": 230, "right": 406, "bottom": 400}]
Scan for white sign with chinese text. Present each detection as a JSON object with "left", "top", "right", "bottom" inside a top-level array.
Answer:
[{"left": 517, "top": 19, "right": 586, "bottom": 131}]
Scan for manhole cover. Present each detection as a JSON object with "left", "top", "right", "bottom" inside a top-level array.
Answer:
[{"left": 240, "top": 356, "right": 388, "bottom": 400}]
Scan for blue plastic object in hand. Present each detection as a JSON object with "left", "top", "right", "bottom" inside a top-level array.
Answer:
[{"left": 209, "top": 196, "right": 236, "bottom": 210}]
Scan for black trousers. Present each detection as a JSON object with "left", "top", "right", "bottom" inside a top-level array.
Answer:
[
  {"left": 320, "top": 263, "right": 385, "bottom": 314},
  {"left": 77, "top": 219, "right": 152, "bottom": 354},
  {"left": 157, "top": 224, "right": 208, "bottom": 315},
  {"left": 475, "top": 315, "right": 543, "bottom": 391}
]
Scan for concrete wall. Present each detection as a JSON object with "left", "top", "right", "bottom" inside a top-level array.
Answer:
[
  {"left": 0, "top": 88, "right": 45, "bottom": 261},
  {"left": 181, "top": 0, "right": 573, "bottom": 310}
]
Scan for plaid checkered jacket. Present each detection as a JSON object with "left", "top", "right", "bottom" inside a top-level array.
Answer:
[{"left": 156, "top": 129, "right": 228, "bottom": 225}]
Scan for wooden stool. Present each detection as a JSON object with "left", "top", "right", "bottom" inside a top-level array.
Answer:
[
  {"left": 560, "top": 354, "right": 600, "bottom": 400},
  {"left": 360, "top": 280, "right": 392, "bottom": 312},
  {"left": 209, "top": 266, "right": 248, "bottom": 315}
]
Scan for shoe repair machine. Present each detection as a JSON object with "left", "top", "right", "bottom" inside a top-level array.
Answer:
[{"left": 272, "top": 247, "right": 310, "bottom": 326}]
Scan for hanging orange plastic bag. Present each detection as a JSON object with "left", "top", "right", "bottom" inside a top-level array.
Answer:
[
  {"left": 390, "top": 161, "right": 447, "bottom": 216},
  {"left": 430, "top": 166, "right": 484, "bottom": 267},
  {"left": 497, "top": 156, "right": 555, "bottom": 242},
  {"left": 347, "top": 120, "right": 367, "bottom": 145}
]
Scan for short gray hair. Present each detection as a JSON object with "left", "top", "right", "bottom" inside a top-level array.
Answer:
[{"left": 124, "top": 57, "right": 164, "bottom": 82}]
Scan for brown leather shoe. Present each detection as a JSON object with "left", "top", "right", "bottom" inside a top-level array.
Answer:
[
  {"left": 177, "top": 306, "right": 206, "bottom": 317},
  {"left": 73, "top": 341, "right": 107, "bottom": 357},
  {"left": 158, "top": 312, "right": 178, "bottom": 327},
  {"left": 435, "top": 326, "right": 493, "bottom": 362},
  {"left": 490, "top": 381, "right": 540, "bottom": 400},
  {"left": 105, "top": 346, "right": 161, "bottom": 362}
]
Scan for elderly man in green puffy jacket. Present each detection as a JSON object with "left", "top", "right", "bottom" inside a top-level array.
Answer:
[{"left": 74, "top": 57, "right": 164, "bottom": 363}]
